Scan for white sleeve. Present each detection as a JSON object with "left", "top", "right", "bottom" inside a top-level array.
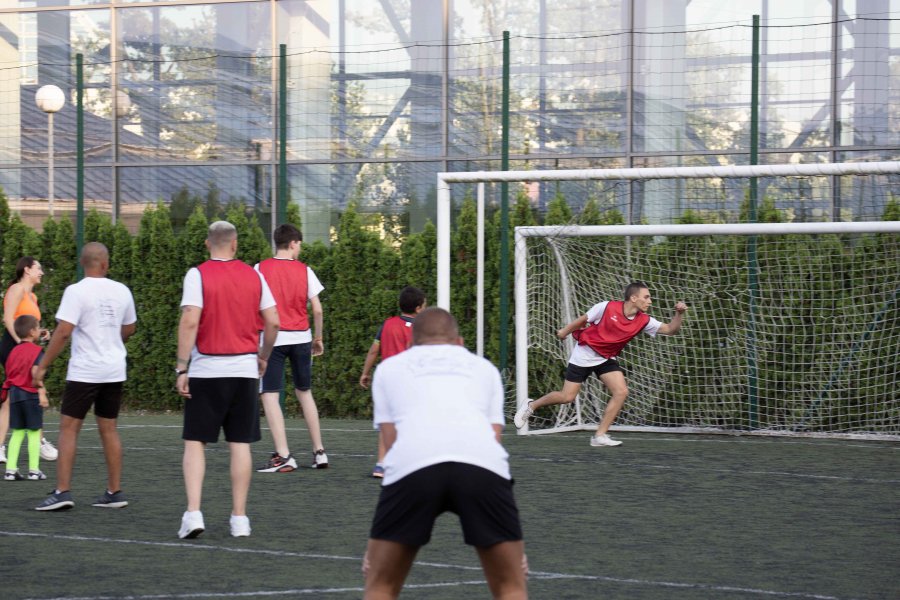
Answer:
[
  {"left": 585, "top": 301, "right": 609, "bottom": 323},
  {"left": 644, "top": 316, "right": 663, "bottom": 337},
  {"left": 122, "top": 288, "right": 137, "bottom": 325},
  {"left": 372, "top": 366, "right": 393, "bottom": 426},
  {"left": 485, "top": 363, "right": 505, "bottom": 426},
  {"left": 258, "top": 271, "right": 276, "bottom": 310},
  {"left": 307, "top": 267, "right": 324, "bottom": 299},
  {"left": 180, "top": 268, "right": 203, "bottom": 308},
  {"left": 54, "top": 286, "right": 81, "bottom": 325}
]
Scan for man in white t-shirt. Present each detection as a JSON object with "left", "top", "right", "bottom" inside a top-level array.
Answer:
[
  {"left": 363, "top": 308, "right": 527, "bottom": 600},
  {"left": 515, "top": 281, "right": 687, "bottom": 447},
  {"left": 254, "top": 223, "right": 327, "bottom": 473},
  {"left": 33, "top": 242, "right": 137, "bottom": 511},
  {"left": 175, "top": 221, "right": 279, "bottom": 539}
]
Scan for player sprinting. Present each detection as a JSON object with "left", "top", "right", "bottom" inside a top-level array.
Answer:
[
  {"left": 2, "top": 315, "right": 50, "bottom": 481},
  {"left": 255, "top": 224, "right": 328, "bottom": 473},
  {"left": 359, "top": 286, "right": 426, "bottom": 478},
  {"left": 515, "top": 281, "right": 687, "bottom": 446}
]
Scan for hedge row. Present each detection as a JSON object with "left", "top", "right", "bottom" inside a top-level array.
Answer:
[{"left": 0, "top": 187, "right": 615, "bottom": 417}]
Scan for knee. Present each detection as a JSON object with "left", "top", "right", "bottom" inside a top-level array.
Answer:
[{"left": 613, "top": 386, "right": 629, "bottom": 401}]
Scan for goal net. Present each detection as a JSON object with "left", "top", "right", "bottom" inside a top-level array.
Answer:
[{"left": 515, "top": 221, "right": 900, "bottom": 439}]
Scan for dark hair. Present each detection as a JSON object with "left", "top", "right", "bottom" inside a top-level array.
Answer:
[
  {"left": 624, "top": 281, "right": 649, "bottom": 301},
  {"left": 398, "top": 286, "right": 427, "bottom": 314},
  {"left": 273, "top": 224, "right": 302, "bottom": 249},
  {"left": 14, "top": 314, "right": 39, "bottom": 340},
  {"left": 11, "top": 256, "right": 37, "bottom": 286}
]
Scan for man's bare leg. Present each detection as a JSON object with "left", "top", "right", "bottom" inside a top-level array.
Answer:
[
  {"left": 595, "top": 371, "right": 628, "bottom": 436},
  {"left": 529, "top": 380, "right": 582, "bottom": 410},
  {"left": 260, "top": 392, "right": 290, "bottom": 457},
  {"left": 477, "top": 540, "right": 528, "bottom": 599},
  {"left": 363, "top": 539, "right": 418, "bottom": 600},
  {"left": 182, "top": 440, "right": 205, "bottom": 512},
  {"left": 96, "top": 416, "right": 122, "bottom": 492}
]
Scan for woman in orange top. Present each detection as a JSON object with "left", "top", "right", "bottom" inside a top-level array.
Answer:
[{"left": 1, "top": 257, "right": 55, "bottom": 465}]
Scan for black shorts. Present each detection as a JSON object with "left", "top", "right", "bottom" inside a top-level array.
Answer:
[
  {"left": 182, "top": 377, "right": 261, "bottom": 444},
  {"left": 61, "top": 381, "right": 123, "bottom": 420},
  {"left": 370, "top": 462, "right": 522, "bottom": 548},
  {"left": 260, "top": 342, "right": 312, "bottom": 393},
  {"left": 565, "top": 359, "right": 623, "bottom": 383},
  {"left": 0, "top": 330, "right": 16, "bottom": 368},
  {"left": 9, "top": 388, "right": 43, "bottom": 430}
]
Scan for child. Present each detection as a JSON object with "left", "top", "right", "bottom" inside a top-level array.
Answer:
[
  {"left": 2, "top": 315, "right": 49, "bottom": 481},
  {"left": 359, "top": 286, "right": 426, "bottom": 478}
]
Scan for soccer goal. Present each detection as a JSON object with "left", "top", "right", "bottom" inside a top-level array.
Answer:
[{"left": 435, "top": 161, "right": 900, "bottom": 439}]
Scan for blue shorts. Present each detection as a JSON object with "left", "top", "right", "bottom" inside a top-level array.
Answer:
[
  {"left": 9, "top": 388, "right": 43, "bottom": 430},
  {"left": 260, "top": 342, "right": 312, "bottom": 393}
]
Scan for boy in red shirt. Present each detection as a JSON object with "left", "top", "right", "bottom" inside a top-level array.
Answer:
[
  {"left": 359, "top": 286, "right": 426, "bottom": 477},
  {"left": 2, "top": 315, "right": 50, "bottom": 481}
]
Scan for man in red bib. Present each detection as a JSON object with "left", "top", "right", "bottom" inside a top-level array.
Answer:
[{"left": 514, "top": 281, "right": 687, "bottom": 447}]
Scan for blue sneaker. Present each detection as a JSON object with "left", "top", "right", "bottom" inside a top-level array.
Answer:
[
  {"left": 36, "top": 490, "right": 75, "bottom": 511},
  {"left": 371, "top": 464, "right": 385, "bottom": 479},
  {"left": 92, "top": 490, "right": 128, "bottom": 508}
]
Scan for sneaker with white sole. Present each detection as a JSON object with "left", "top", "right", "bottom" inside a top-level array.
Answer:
[
  {"left": 27, "top": 470, "right": 47, "bottom": 481},
  {"left": 230, "top": 515, "right": 251, "bottom": 537},
  {"left": 178, "top": 511, "right": 205, "bottom": 539},
  {"left": 590, "top": 433, "right": 623, "bottom": 447},
  {"left": 256, "top": 452, "right": 298, "bottom": 473},
  {"left": 372, "top": 464, "right": 385, "bottom": 479},
  {"left": 40, "top": 438, "right": 58, "bottom": 461},
  {"left": 0, "top": 444, "right": 6, "bottom": 464},
  {"left": 92, "top": 490, "right": 128, "bottom": 508},
  {"left": 35, "top": 490, "right": 75, "bottom": 511},
  {"left": 5, "top": 469, "right": 24, "bottom": 481},
  {"left": 513, "top": 400, "right": 535, "bottom": 429},
  {"left": 311, "top": 449, "right": 328, "bottom": 469}
]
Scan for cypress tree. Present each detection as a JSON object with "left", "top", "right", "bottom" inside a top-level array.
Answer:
[
  {"left": 226, "top": 203, "right": 270, "bottom": 266},
  {"left": 544, "top": 189, "right": 573, "bottom": 225},
  {"left": 178, "top": 205, "right": 210, "bottom": 273},
  {"left": 451, "top": 196, "right": 479, "bottom": 349}
]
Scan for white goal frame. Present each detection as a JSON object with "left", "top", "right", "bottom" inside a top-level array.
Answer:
[{"left": 435, "top": 160, "right": 900, "bottom": 438}]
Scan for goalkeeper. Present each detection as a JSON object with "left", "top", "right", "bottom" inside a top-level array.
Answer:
[{"left": 514, "top": 281, "right": 687, "bottom": 447}]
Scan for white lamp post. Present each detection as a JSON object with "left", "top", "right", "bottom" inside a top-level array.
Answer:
[{"left": 35, "top": 85, "right": 66, "bottom": 217}]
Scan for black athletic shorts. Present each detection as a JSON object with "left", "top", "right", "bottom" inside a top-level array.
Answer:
[
  {"left": 61, "top": 381, "right": 123, "bottom": 420},
  {"left": 565, "top": 359, "right": 623, "bottom": 383},
  {"left": 260, "top": 342, "right": 312, "bottom": 393},
  {"left": 182, "top": 377, "right": 261, "bottom": 444},
  {"left": 370, "top": 462, "right": 522, "bottom": 548},
  {"left": 0, "top": 330, "right": 16, "bottom": 368},
  {"left": 8, "top": 388, "right": 43, "bottom": 430}
]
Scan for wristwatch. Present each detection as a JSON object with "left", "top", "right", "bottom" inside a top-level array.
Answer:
[{"left": 175, "top": 369, "right": 188, "bottom": 376}]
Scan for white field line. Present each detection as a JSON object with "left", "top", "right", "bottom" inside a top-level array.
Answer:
[{"left": 5, "top": 531, "right": 861, "bottom": 600}]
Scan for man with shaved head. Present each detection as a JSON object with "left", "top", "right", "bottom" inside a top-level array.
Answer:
[
  {"left": 363, "top": 307, "right": 527, "bottom": 599},
  {"left": 33, "top": 242, "right": 137, "bottom": 511}
]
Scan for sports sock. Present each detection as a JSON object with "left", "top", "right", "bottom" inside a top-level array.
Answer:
[
  {"left": 7, "top": 429, "right": 26, "bottom": 470},
  {"left": 27, "top": 429, "right": 41, "bottom": 471}
]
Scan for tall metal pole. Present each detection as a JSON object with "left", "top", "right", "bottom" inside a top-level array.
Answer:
[
  {"left": 499, "top": 31, "right": 511, "bottom": 372},
  {"left": 47, "top": 112, "right": 54, "bottom": 217},
  {"left": 278, "top": 43, "right": 288, "bottom": 226},
  {"left": 76, "top": 54, "right": 85, "bottom": 280},
  {"left": 747, "top": 16, "right": 760, "bottom": 429}
]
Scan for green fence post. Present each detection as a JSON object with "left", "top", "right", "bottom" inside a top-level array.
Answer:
[
  {"left": 499, "top": 31, "right": 510, "bottom": 372},
  {"left": 278, "top": 43, "right": 288, "bottom": 227},
  {"left": 76, "top": 53, "right": 85, "bottom": 280},
  {"left": 747, "top": 15, "right": 760, "bottom": 429}
]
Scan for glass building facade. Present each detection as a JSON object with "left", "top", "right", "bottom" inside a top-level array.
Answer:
[{"left": 0, "top": 0, "right": 897, "bottom": 240}]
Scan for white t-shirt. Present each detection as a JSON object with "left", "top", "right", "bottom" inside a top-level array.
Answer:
[
  {"left": 55, "top": 277, "right": 137, "bottom": 383},
  {"left": 373, "top": 344, "right": 510, "bottom": 485},
  {"left": 568, "top": 301, "right": 663, "bottom": 367},
  {"left": 180, "top": 264, "right": 276, "bottom": 378},
  {"left": 253, "top": 261, "right": 324, "bottom": 346}
]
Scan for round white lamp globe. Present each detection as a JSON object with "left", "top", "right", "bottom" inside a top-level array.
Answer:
[{"left": 35, "top": 85, "right": 65, "bottom": 113}]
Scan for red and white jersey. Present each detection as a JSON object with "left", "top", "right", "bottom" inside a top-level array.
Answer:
[
  {"left": 569, "top": 301, "right": 662, "bottom": 367},
  {"left": 257, "top": 258, "right": 309, "bottom": 332},
  {"left": 377, "top": 315, "right": 415, "bottom": 359},
  {"left": 195, "top": 259, "right": 263, "bottom": 356},
  {"left": 2, "top": 341, "right": 42, "bottom": 395}
]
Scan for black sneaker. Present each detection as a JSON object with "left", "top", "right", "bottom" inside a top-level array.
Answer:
[
  {"left": 256, "top": 452, "right": 298, "bottom": 473},
  {"left": 311, "top": 449, "right": 329, "bottom": 469},
  {"left": 92, "top": 490, "right": 128, "bottom": 508},
  {"left": 36, "top": 490, "right": 75, "bottom": 511}
]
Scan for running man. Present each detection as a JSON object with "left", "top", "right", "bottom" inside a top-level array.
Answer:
[{"left": 515, "top": 281, "right": 687, "bottom": 447}]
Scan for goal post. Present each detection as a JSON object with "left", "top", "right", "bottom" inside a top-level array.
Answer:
[
  {"left": 435, "top": 160, "right": 900, "bottom": 439},
  {"left": 515, "top": 221, "right": 900, "bottom": 439}
]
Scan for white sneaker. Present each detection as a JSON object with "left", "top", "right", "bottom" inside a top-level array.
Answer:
[
  {"left": 0, "top": 444, "right": 6, "bottom": 464},
  {"left": 311, "top": 449, "right": 329, "bottom": 469},
  {"left": 178, "top": 510, "right": 205, "bottom": 539},
  {"left": 40, "top": 438, "right": 58, "bottom": 461},
  {"left": 590, "top": 433, "right": 622, "bottom": 447},
  {"left": 513, "top": 400, "right": 534, "bottom": 429},
  {"left": 230, "top": 515, "right": 251, "bottom": 537}
]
